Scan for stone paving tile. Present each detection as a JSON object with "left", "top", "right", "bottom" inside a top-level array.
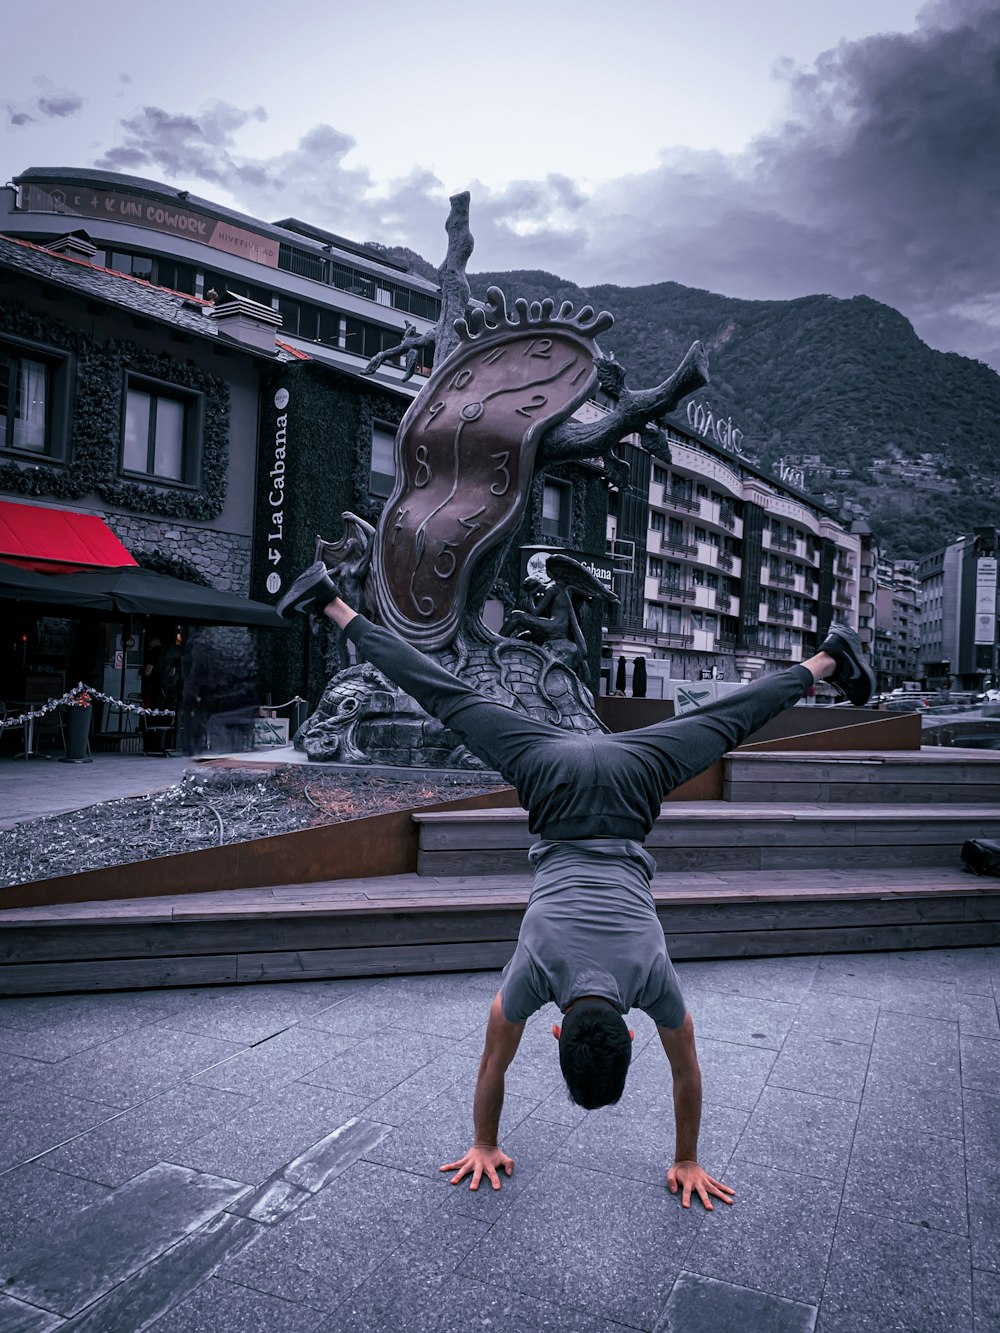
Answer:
[
  {"left": 959, "top": 992, "right": 1000, "bottom": 1038},
  {"left": 732, "top": 1085, "right": 859, "bottom": 1184},
  {"left": 885, "top": 948, "right": 961, "bottom": 982},
  {"left": 0, "top": 1085, "right": 118, "bottom": 1174},
  {"left": 16, "top": 1026, "right": 244, "bottom": 1109},
  {"left": 300, "top": 1026, "right": 452, "bottom": 1099},
  {"left": 654, "top": 1271, "right": 818, "bottom": 1333},
  {"left": 0, "top": 1162, "right": 248, "bottom": 1319},
  {"left": 440, "top": 1115, "right": 573, "bottom": 1223},
  {"left": 789, "top": 991, "right": 880, "bottom": 1044},
  {"left": 171, "top": 1082, "right": 370, "bottom": 1186},
  {"left": 808, "top": 954, "right": 886, "bottom": 1001},
  {"left": 842, "top": 1112, "right": 967, "bottom": 1235},
  {"left": 458, "top": 1159, "right": 698, "bottom": 1328},
  {"left": 880, "top": 973, "right": 959, "bottom": 1021},
  {"left": 964, "top": 1089, "right": 1000, "bottom": 1168},
  {"left": 0, "top": 1292, "right": 63, "bottom": 1331},
  {"left": 363, "top": 1085, "right": 539, "bottom": 1182},
  {"left": 681, "top": 991, "right": 799, "bottom": 1050},
  {"left": 674, "top": 957, "right": 817, "bottom": 1004},
  {"left": 155, "top": 980, "right": 371, "bottom": 1045},
  {"left": 860, "top": 1062, "right": 964, "bottom": 1138},
  {"left": 326, "top": 1270, "right": 622, "bottom": 1333},
  {"left": 300, "top": 975, "right": 489, "bottom": 1041},
  {"left": 818, "top": 1207, "right": 972, "bottom": 1332},
  {"left": 870, "top": 1009, "right": 960, "bottom": 1070},
  {"left": 968, "top": 1161, "right": 1000, "bottom": 1276},
  {"left": 192, "top": 1027, "right": 360, "bottom": 1097},
  {"left": 974, "top": 1268, "right": 1000, "bottom": 1333},
  {"left": 40, "top": 1082, "right": 252, "bottom": 1186},
  {"left": 766, "top": 1031, "right": 870, "bottom": 1101},
  {"left": 680, "top": 1159, "right": 841, "bottom": 1305},
  {"left": 961, "top": 1032, "right": 1000, "bottom": 1093},
  {"left": 359, "top": 1048, "right": 480, "bottom": 1126},
  {"left": 217, "top": 1160, "right": 443, "bottom": 1314},
  {"left": 552, "top": 1056, "right": 748, "bottom": 1191},
  {"left": 692, "top": 1035, "right": 777, "bottom": 1111},
  {"left": 0, "top": 1162, "right": 111, "bottom": 1253},
  {"left": 953, "top": 948, "right": 998, "bottom": 998},
  {"left": 145, "top": 1276, "right": 328, "bottom": 1332}
]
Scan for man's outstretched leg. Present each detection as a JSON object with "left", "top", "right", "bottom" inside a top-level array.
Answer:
[
  {"left": 599, "top": 622, "right": 875, "bottom": 799},
  {"left": 276, "top": 562, "right": 570, "bottom": 795}
]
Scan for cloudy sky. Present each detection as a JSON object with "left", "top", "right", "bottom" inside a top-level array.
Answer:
[{"left": 3, "top": 0, "right": 998, "bottom": 369}]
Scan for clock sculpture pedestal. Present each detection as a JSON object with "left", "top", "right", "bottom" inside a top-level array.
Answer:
[{"left": 297, "top": 627, "right": 603, "bottom": 767}]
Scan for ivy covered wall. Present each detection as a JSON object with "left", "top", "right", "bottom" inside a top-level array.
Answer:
[{"left": 0, "top": 299, "right": 230, "bottom": 521}]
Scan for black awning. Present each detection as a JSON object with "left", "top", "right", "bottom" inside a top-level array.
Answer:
[{"left": 0, "top": 562, "right": 289, "bottom": 628}]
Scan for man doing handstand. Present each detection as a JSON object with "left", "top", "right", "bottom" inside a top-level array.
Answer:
[{"left": 279, "top": 563, "right": 875, "bottom": 1210}]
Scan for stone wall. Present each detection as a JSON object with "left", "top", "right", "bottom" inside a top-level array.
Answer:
[{"left": 104, "top": 514, "right": 252, "bottom": 594}]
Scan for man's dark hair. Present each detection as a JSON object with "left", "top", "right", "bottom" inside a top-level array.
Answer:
[{"left": 558, "top": 1000, "right": 632, "bottom": 1109}]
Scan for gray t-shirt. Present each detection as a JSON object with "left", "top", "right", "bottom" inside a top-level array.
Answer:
[{"left": 500, "top": 838, "right": 686, "bottom": 1029}]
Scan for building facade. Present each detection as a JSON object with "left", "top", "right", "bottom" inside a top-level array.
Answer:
[
  {"left": 604, "top": 420, "right": 862, "bottom": 691},
  {"left": 918, "top": 528, "right": 999, "bottom": 690},
  {"left": 873, "top": 557, "right": 921, "bottom": 689}
]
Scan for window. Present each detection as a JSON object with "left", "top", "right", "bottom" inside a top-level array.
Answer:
[
  {"left": 652, "top": 465, "right": 668, "bottom": 486},
  {"left": 370, "top": 422, "right": 397, "bottom": 498},
  {"left": 122, "top": 379, "right": 200, "bottom": 485},
  {"left": 541, "top": 480, "right": 571, "bottom": 538},
  {"left": 650, "top": 512, "right": 665, "bottom": 533},
  {"left": 648, "top": 556, "right": 663, "bottom": 578},
  {"left": 0, "top": 350, "right": 48, "bottom": 453},
  {"left": 694, "top": 527, "right": 707, "bottom": 542},
  {"left": 0, "top": 339, "right": 70, "bottom": 460}
]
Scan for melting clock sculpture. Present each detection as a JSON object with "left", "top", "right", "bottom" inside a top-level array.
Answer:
[{"left": 295, "top": 194, "right": 709, "bottom": 766}]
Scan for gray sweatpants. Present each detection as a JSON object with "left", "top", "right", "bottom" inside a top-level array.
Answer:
[{"left": 345, "top": 616, "right": 813, "bottom": 841}]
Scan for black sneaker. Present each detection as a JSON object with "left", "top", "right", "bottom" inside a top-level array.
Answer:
[
  {"left": 819, "top": 621, "right": 876, "bottom": 706},
  {"left": 276, "top": 561, "right": 341, "bottom": 619}
]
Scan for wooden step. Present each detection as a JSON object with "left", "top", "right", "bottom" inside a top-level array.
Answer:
[
  {"left": 0, "top": 867, "right": 997, "bottom": 995},
  {"left": 725, "top": 748, "right": 1000, "bottom": 804},
  {"left": 413, "top": 803, "right": 1000, "bottom": 875}
]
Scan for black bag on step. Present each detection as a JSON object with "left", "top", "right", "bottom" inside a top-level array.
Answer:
[{"left": 961, "top": 839, "right": 1000, "bottom": 876}]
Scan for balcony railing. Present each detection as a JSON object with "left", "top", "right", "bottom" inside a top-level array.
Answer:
[
  {"left": 718, "top": 634, "right": 738, "bottom": 650},
  {"left": 771, "top": 573, "right": 796, "bottom": 586},
  {"left": 719, "top": 508, "right": 736, "bottom": 531},
  {"left": 635, "top": 628, "right": 695, "bottom": 647},
  {"left": 835, "top": 595, "right": 853, "bottom": 609},
  {"left": 717, "top": 552, "right": 734, "bottom": 570},
  {"left": 660, "top": 582, "right": 696, "bottom": 602},
  {"left": 770, "top": 535, "right": 797, "bottom": 551},
  {"left": 767, "top": 608, "right": 795, "bottom": 623},
  {"left": 836, "top": 563, "right": 856, "bottom": 578},
  {"left": 666, "top": 492, "right": 701, "bottom": 514},
  {"left": 661, "top": 539, "right": 698, "bottom": 555},
  {"left": 715, "top": 593, "right": 732, "bottom": 612}
]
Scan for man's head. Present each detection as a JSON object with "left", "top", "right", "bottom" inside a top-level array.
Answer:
[{"left": 551, "top": 998, "right": 635, "bottom": 1109}]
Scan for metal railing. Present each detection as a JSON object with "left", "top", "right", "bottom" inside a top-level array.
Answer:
[{"left": 660, "top": 582, "right": 697, "bottom": 601}]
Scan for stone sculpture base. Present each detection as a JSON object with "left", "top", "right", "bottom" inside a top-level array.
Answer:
[{"left": 296, "top": 634, "right": 605, "bottom": 767}]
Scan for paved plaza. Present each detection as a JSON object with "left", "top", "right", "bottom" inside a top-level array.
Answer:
[{"left": 0, "top": 948, "right": 997, "bottom": 1331}]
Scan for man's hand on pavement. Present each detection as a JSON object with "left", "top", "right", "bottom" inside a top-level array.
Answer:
[
  {"left": 667, "top": 1159, "right": 735, "bottom": 1210},
  {"left": 440, "top": 1145, "right": 514, "bottom": 1191}
]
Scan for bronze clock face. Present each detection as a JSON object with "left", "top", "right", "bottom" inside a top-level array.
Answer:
[{"left": 369, "top": 325, "right": 599, "bottom": 648}]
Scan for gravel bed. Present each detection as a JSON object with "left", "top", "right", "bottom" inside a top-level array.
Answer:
[{"left": 0, "top": 766, "right": 509, "bottom": 889}]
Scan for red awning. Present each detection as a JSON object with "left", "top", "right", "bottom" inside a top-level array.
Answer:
[{"left": 0, "top": 500, "right": 138, "bottom": 574}]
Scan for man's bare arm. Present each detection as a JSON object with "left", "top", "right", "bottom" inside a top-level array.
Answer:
[
  {"left": 440, "top": 990, "right": 525, "bottom": 1191},
  {"left": 657, "top": 1010, "right": 735, "bottom": 1210}
]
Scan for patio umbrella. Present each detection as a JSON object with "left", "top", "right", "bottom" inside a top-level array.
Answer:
[{"left": 632, "top": 656, "right": 648, "bottom": 698}]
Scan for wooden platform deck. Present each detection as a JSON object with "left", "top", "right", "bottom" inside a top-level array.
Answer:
[
  {"left": 1, "top": 864, "right": 998, "bottom": 995},
  {"left": 1, "top": 748, "right": 997, "bottom": 994}
]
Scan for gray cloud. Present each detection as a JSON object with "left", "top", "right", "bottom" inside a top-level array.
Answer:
[
  {"left": 7, "top": 90, "right": 83, "bottom": 127},
  {"left": 86, "top": 0, "right": 1000, "bottom": 369}
]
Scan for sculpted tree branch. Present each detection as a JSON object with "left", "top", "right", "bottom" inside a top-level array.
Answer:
[
  {"left": 537, "top": 339, "right": 710, "bottom": 474},
  {"left": 363, "top": 191, "right": 480, "bottom": 381}
]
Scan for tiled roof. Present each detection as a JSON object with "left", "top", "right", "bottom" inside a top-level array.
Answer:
[{"left": 0, "top": 233, "right": 297, "bottom": 360}]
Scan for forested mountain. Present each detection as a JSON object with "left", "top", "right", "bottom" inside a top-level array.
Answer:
[{"left": 375, "top": 246, "right": 1000, "bottom": 559}]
